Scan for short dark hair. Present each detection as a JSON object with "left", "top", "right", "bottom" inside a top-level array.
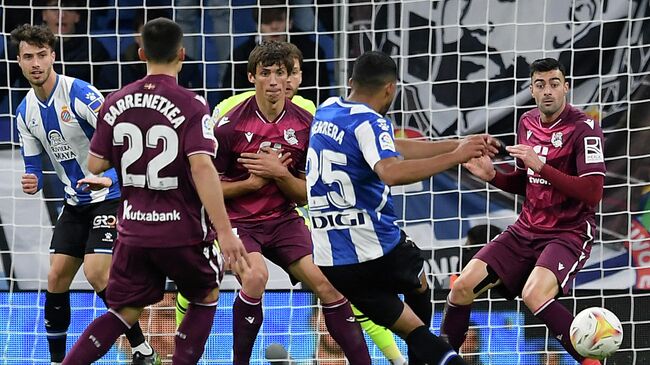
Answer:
[
  {"left": 10, "top": 24, "right": 56, "bottom": 54},
  {"left": 350, "top": 51, "right": 398, "bottom": 92},
  {"left": 253, "top": 0, "right": 287, "bottom": 26},
  {"left": 141, "top": 17, "right": 183, "bottom": 64},
  {"left": 133, "top": 8, "right": 171, "bottom": 31},
  {"left": 466, "top": 224, "right": 502, "bottom": 246},
  {"left": 247, "top": 40, "right": 294, "bottom": 76},
  {"left": 529, "top": 58, "right": 567, "bottom": 79},
  {"left": 285, "top": 42, "right": 303, "bottom": 68}
]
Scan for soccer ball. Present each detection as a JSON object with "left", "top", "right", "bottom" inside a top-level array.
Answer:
[{"left": 570, "top": 307, "right": 623, "bottom": 360}]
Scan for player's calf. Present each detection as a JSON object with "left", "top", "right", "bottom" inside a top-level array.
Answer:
[{"left": 45, "top": 291, "right": 71, "bottom": 363}]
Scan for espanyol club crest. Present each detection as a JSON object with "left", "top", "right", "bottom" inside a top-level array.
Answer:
[
  {"left": 551, "top": 132, "right": 563, "bottom": 148},
  {"left": 284, "top": 128, "right": 299, "bottom": 145},
  {"left": 60, "top": 105, "right": 73, "bottom": 123}
]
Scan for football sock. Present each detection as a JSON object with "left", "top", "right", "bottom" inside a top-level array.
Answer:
[
  {"left": 96, "top": 288, "right": 147, "bottom": 349},
  {"left": 233, "top": 290, "right": 263, "bottom": 365},
  {"left": 404, "top": 288, "right": 434, "bottom": 365},
  {"left": 534, "top": 299, "right": 584, "bottom": 362},
  {"left": 440, "top": 297, "right": 472, "bottom": 352},
  {"left": 351, "top": 304, "right": 405, "bottom": 364},
  {"left": 173, "top": 302, "right": 217, "bottom": 365},
  {"left": 45, "top": 291, "right": 70, "bottom": 363},
  {"left": 62, "top": 310, "right": 129, "bottom": 364},
  {"left": 176, "top": 292, "right": 190, "bottom": 328},
  {"left": 322, "top": 298, "right": 372, "bottom": 364},
  {"left": 406, "top": 325, "right": 467, "bottom": 365}
]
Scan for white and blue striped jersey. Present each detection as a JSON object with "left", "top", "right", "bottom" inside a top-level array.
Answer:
[
  {"left": 307, "top": 97, "right": 402, "bottom": 266},
  {"left": 15, "top": 74, "right": 120, "bottom": 206}
]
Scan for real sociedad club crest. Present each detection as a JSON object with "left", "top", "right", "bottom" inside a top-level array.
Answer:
[
  {"left": 551, "top": 132, "right": 563, "bottom": 148},
  {"left": 60, "top": 105, "right": 73, "bottom": 123},
  {"left": 284, "top": 128, "right": 298, "bottom": 145}
]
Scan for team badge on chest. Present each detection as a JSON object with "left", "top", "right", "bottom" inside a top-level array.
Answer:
[
  {"left": 551, "top": 132, "right": 563, "bottom": 148},
  {"left": 60, "top": 105, "right": 73, "bottom": 123},
  {"left": 284, "top": 128, "right": 298, "bottom": 145}
]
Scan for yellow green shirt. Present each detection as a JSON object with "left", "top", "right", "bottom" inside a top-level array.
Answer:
[{"left": 212, "top": 91, "right": 317, "bottom": 120}]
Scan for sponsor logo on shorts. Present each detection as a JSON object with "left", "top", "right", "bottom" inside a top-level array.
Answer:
[
  {"left": 102, "top": 232, "right": 114, "bottom": 242},
  {"left": 245, "top": 316, "right": 255, "bottom": 324},
  {"left": 558, "top": 262, "right": 565, "bottom": 271},
  {"left": 92, "top": 214, "right": 117, "bottom": 229},
  {"left": 122, "top": 199, "right": 181, "bottom": 222}
]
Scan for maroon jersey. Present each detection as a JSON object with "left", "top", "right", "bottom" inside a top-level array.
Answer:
[
  {"left": 90, "top": 75, "right": 217, "bottom": 247},
  {"left": 214, "top": 96, "right": 311, "bottom": 222},
  {"left": 510, "top": 104, "right": 606, "bottom": 236}
]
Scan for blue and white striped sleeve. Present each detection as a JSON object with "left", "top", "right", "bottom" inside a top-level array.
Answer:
[
  {"left": 354, "top": 117, "right": 400, "bottom": 170},
  {"left": 16, "top": 110, "right": 44, "bottom": 190},
  {"left": 70, "top": 80, "right": 104, "bottom": 128}
]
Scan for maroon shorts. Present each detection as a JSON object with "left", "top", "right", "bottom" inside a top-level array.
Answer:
[
  {"left": 106, "top": 239, "right": 223, "bottom": 309},
  {"left": 233, "top": 210, "right": 312, "bottom": 272},
  {"left": 473, "top": 224, "right": 593, "bottom": 298}
]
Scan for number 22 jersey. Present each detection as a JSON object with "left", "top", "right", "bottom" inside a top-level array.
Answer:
[{"left": 90, "top": 75, "right": 218, "bottom": 247}]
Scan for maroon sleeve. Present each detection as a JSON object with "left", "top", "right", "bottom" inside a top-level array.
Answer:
[
  {"left": 490, "top": 167, "right": 527, "bottom": 195},
  {"left": 184, "top": 103, "right": 217, "bottom": 157},
  {"left": 89, "top": 99, "right": 113, "bottom": 161},
  {"left": 539, "top": 164, "right": 604, "bottom": 206}
]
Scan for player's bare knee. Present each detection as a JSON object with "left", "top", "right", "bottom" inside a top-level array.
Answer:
[
  {"left": 83, "top": 267, "right": 109, "bottom": 292},
  {"left": 521, "top": 284, "right": 551, "bottom": 311},
  {"left": 449, "top": 275, "right": 476, "bottom": 305},
  {"left": 241, "top": 268, "right": 268, "bottom": 294},
  {"left": 199, "top": 288, "right": 220, "bottom": 304},
  {"left": 47, "top": 269, "right": 74, "bottom": 292}
]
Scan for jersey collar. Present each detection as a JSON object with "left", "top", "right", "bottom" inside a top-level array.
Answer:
[{"left": 35, "top": 73, "right": 60, "bottom": 108}]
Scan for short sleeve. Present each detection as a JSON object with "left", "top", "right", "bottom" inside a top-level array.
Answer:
[
  {"left": 354, "top": 117, "right": 400, "bottom": 170},
  {"left": 88, "top": 99, "right": 113, "bottom": 161},
  {"left": 71, "top": 80, "right": 104, "bottom": 128},
  {"left": 184, "top": 101, "right": 218, "bottom": 158},
  {"left": 574, "top": 119, "right": 606, "bottom": 177}
]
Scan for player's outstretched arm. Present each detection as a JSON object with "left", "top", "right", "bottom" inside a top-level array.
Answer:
[
  {"left": 395, "top": 135, "right": 499, "bottom": 160},
  {"left": 189, "top": 153, "right": 249, "bottom": 268},
  {"left": 374, "top": 135, "right": 486, "bottom": 186}
]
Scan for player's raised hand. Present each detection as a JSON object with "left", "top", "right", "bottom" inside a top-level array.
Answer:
[
  {"left": 506, "top": 144, "right": 544, "bottom": 173},
  {"left": 463, "top": 155, "right": 496, "bottom": 181},
  {"left": 454, "top": 135, "right": 487, "bottom": 163},
  {"left": 238, "top": 147, "right": 293, "bottom": 180},
  {"left": 76, "top": 176, "right": 113, "bottom": 191},
  {"left": 21, "top": 173, "right": 39, "bottom": 194},
  {"left": 218, "top": 230, "right": 249, "bottom": 271}
]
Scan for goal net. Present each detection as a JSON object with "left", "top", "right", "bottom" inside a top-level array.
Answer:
[{"left": 1, "top": 0, "right": 649, "bottom": 364}]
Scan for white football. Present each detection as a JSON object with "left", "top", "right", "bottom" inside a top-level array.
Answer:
[{"left": 570, "top": 307, "right": 623, "bottom": 360}]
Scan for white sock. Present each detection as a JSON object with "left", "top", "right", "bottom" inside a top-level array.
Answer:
[
  {"left": 131, "top": 341, "right": 153, "bottom": 356},
  {"left": 52, "top": 362, "right": 62, "bottom": 365},
  {"left": 391, "top": 355, "right": 407, "bottom": 365}
]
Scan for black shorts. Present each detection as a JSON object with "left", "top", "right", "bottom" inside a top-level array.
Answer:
[
  {"left": 319, "top": 231, "right": 425, "bottom": 328},
  {"left": 50, "top": 198, "right": 119, "bottom": 258}
]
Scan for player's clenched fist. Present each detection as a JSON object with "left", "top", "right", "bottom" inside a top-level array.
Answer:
[
  {"left": 21, "top": 173, "right": 39, "bottom": 194},
  {"left": 454, "top": 135, "right": 487, "bottom": 163}
]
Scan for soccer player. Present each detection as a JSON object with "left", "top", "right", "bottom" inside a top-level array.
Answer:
[
  {"left": 10, "top": 24, "right": 158, "bottom": 365},
  {"left": 176, "top": 41, "right": 406, "bottom": 364},
  {"left": 440, "top": 58, "right": 605, "bottom": 365},
  {"left": 61, "top": 18, "right": 247, "bottom": 364},
  {"left": 214, "top": 40, "right": 371, "bottom": 364},
  {"left": 308, "top": 51, "right": 493, "bottom": 365}
]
